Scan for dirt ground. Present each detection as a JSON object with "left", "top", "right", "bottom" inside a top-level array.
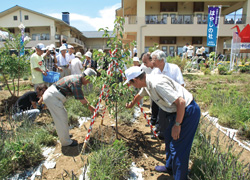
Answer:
[
  {"left": 1, "top": 78, "right": 250, "bottom": 179},
  {"left": 37, "top": 100, "right": 250, "bottom": 179}
]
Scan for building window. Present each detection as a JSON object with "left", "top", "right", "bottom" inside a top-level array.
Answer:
[
  {"left": 24, "top": 15, "right": 29, "bottom": 20},
  {"left": 177, "top": 46, "right": 184, "bottom": 56},
  {"left": 162, "top": 46, "right": 168, "bottom": 55},
  {"left": 160, "top": 2, "right": 177, "bottom": 12},
  {"left": 32, "top": 34, "right": 41, "bottom": 41},
  {"left": 160, "top": 37, "right": 176, "bottom": 44},
  {"left": 8, "top": 28, "right": 15, "bottom": 33},
  {"left": 24, "top": 28, "right": 30, "bottom": 33},
  {"left": 194, "top": 2, "right": 204, "bottom": 12},
  {"left": 192, "top": 37, "right": 202, "bottom": 44},
  {"left": 13, "top": 16, "right": 18, "bottom": 21},
  {"left": 169, "top": 46, "right": 175, "bottom": 57}
]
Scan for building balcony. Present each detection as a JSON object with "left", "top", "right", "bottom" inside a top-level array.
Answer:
[
  {"left": 68, "top": 37, "right": 85, "bottom": 47},
  {"left": 124, "top": 14, "right": 247, "bottom": 37}
]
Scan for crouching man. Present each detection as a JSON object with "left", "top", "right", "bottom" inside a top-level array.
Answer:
[
  {"left": 43, "top": 68, "right": 97, "bottom": 147},
  {"left": 124, "top": 66, "right": 200, "bottom": 180}
]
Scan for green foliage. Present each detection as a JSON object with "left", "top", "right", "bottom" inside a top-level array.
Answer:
[
  {"left": 239, "top": 65, "right": 250, "bottom": 73},
  {"left": 33, "top": 128, "right": 57, "bottom": 146},
  {"left": 0, "top": 28, "right": 31, "bottom": 97},
  {"left": 166, "top": 56, "right": 187, "bottom": 72},
  {"left": 0, "top": 140, "right": 43, "bottom": 179},
  {"left": 65, "top": 96, "right": 92, "bottom": 119},
  {"left": 97, "top": 17, "right": 136, "bottom": 119},
  {"left": 201, "top": 67, "right": 211, "bottom": 75},
  {"left": 0, "top": 115, "right": 57, "bottom": 178},
  {"left": 218, "top": 65, "right": 229, "bottom": 75},
  {"left": 189, "top": 74, "right": 250, "bottom": 139},
  {"left": 148, "top": 43, "right": 159, "bottom": 53},
  {"left": 88, "top": 139, "right": 132, "bottom": 179},
  {"left": 190, "top": 121, "right": 250, "bottom": 179}
]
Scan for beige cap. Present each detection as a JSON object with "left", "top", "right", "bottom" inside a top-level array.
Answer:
[
  {"left": 75, "top": 52, "right": 83, "bottom": 59},
  {"left": 83, "top": 68, "right": 97, "bottom": 77},
  {"left": 84, "top": 51, "right": 92, "bottom": 58}
]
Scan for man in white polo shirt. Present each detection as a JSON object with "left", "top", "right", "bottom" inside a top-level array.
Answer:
[
  {"left": 57, "top": 45, "right": 70, "bottom": 78},
  {"left": 70, "top": 52, "right": 84, "bottom": 75},
  {"left": 124, "top": 66, "right": 200, "bottom": 180},
  {"left": 151, "top": 50, "right": 185, "bottom": 139}
]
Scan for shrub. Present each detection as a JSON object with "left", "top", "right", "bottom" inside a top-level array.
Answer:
[
  {"left": 239, "top": 65, "right": 250, "bottom": 73},
  {"left": 218, "top": 65, "right": 228, "bottom": 75},
  {"left": 88, "top": 139, "right": 132, "bottom": 179},
  {"left": 190, "top": 120, "right": 250, "bottom": 179},
  {"left": 167, "top": 56, "right": 187, "bottom": 72},
  {"left": 0, "top": 140, "right": 43, "bottom": 179}
]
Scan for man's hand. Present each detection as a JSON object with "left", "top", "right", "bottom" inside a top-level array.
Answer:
[
  {"left": 42, "top": 71, "right": 47, "bottom": 76},
  {"left": 58, "top": 67, "right": 63, "bottom": 72},
  {"left": 171, "top": 125, "right": 181, "bottom": 140},
  {"left": 126, "top": 102, "right": 133, "bottom": 109}
]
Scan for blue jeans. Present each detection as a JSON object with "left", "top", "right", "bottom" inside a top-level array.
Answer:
[
  {"left": 12, "top": 109, "right": 40, "bottom": 121},
  {"left": 164, "top": 100, "right": 200, "bottom": 180}
]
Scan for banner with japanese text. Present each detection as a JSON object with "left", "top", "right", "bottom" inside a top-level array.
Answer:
[{"left": 207, "top": 6, "right": 221, "bottom": 47}]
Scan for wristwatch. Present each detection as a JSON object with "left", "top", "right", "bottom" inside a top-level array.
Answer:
[{"left": 175, "top": 122, "right": 181, "bottom": 126}]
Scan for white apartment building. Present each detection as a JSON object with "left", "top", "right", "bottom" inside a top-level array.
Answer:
[
  {"left": 116, "top": 0, "right": 250, "bottom": 57},
  {"left": 0, "top": 5, "right": 86, "bottom": 52}
]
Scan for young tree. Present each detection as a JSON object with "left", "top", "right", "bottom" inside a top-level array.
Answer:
[
  {"left": 0, "top": 27, "right": 31, "bottom": 98},
  {"left": 93, "top": 17, "right": 135, "bottom": 138}
]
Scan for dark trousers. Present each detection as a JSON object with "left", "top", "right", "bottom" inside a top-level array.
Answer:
[
  {"left": 151, "top": 100, "right": 159, "bottom": 122},
  {"left": 158, "top": 108, "right": 175, "bottom": 137},
  {"left": 164, "top": 100, "right": 200, "bottom": 180}
]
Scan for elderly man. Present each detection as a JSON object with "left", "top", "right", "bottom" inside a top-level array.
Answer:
[
  {"left": 43, "top": 68, "right": 97, "bottom": 147},
  {"left": 30, "top": 43, "right": 47, "bottom": 90},
  {"left": 43, "top": 45, "right": 58, "bottom": 72},
  {"left": 151, "top": 50, "right": 185, "bottom": 139},
  {"left": 70, "top": 52, "right": 84, "bottom": 75},
  {"left": 141, "top": 52, "right": 160, "bottom": 126},
  {"left": 124, "top": 66, "right": 200, "bottom": 180},
  {"left": 66, "top": 44, "right": 75, "bottom": 74},
  {"left": 57, "top": 45, "right": 70, "bottom": 78},
  {"left": 141, "top": 52, "right": 154, "bottom": 74},
  {"left": 83, "top": 51, "right": 97, "bottom": 70}
]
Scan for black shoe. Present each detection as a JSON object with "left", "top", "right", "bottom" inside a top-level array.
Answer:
[
  {"left": 69, "top": 134, "right": 73, "bottom": 138},
  {"left": 67, "top": 140, "right": 78, "bottom": 147}
]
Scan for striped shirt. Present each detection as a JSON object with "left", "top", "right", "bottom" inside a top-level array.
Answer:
[{"left": 54, "top": 75, "right": 84, "bottom": 100}]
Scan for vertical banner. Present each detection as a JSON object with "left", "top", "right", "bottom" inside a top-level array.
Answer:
[
  {"left": 207, "top": 6, "right": 220, "bottom": 47},
  {"left": 20, "top": 28, "right": 25, "bottom": 56}
]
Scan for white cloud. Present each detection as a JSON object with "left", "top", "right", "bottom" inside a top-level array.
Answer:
[{"left": 48, "top": 3, "right": 120, "bottom": 31}]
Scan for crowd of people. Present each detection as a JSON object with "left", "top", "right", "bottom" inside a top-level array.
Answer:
[{"left": 14, "top": 41, "right": 200, "bottom": 180}]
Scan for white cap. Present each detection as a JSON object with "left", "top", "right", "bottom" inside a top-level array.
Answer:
[
  {"left": 83, "top": 68, "right": 97, "bottom": 77},
  {"left": 133, "top": 57, "right": 139, "bottom": 62},
  {"left": 68, "top": 44, "right": 74, "bottom": 49},
  {"left": 59, "top": 45, "right": 67, "bottom": 52},
  {"left": 84, "top": 51, "right": 92, "bottom": 58},
  {"left": 50, "top": 44, "right": 55, "bottom": 49},
  {"left": 123, "top": 66, "right": 143, "bottom": 85},
  {"left": 98, "top": 49, "right": 103, "bottom": 53},
  {"left": 36, "top": 43, "right": 46, "bottom": 51},
  {"left": 48, "top": 45, "right": 54, "bottom": 51},
  {"left": 75, "top": 52, "right": 83, "bottom": 59}
]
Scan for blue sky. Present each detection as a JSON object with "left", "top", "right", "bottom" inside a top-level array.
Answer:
[{"left": 0, "top": 0, "right": 121, "bottom": 31}]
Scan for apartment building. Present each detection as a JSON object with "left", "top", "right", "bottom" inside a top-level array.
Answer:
[
  {"left": 82, "top": 31, "right": 115, "bottom": 51},
  {"left": 0, "top": 5, "right": 86, "bottom": 52},
  {"left": 116, "top": 0, "right": 250, "bottom": 57}
]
